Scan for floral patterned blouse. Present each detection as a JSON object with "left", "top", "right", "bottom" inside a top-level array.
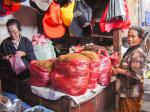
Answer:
[{"left": 117, "top": 45, "right": 146, "bottom": 98}]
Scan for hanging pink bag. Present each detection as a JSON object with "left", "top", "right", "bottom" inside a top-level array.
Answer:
[
  {"left": 98, "top": 50, "right": 112, "bottom": 86},
  {"left": 9, "top": 54, "right": 26, "bottom": 74}
]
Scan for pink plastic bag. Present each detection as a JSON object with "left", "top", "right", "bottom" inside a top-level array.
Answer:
[
  {"left": 110, "top": 52, "right": 120, "bottom": 67},
  {"left": 51, "top": 59, "right": 90, "bottom": 96},
  {"left": 98, "top": 50, "right": 112, "bottom": 86},
  {"left": 9, "top": 54, "right": 26, "bottom": 74}
]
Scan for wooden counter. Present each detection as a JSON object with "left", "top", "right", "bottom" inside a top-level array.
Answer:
[
  {"left": 0, "top": 73, "right": 115, "bottom": 112},
  {"left": 0, "top": 60, "right": 115, "bottom": 112}
]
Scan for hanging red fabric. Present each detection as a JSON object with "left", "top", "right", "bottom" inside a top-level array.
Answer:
[
  {"left": 2, "top": 0, "right": 20, "bottom": 12},
  {"left": 99, "top": 0, "right": 131, "bottom": 32}
]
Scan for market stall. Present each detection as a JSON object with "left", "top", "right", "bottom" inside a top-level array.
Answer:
[{"left": 0, "top": 0, "right": 131, "bottom": 112}]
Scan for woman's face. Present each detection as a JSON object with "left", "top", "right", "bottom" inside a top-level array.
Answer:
[
  {"left": 127, "top": 29, "right": 142, "bottom": 47},
  {"left": 7, "top": 24, "right": 20, "bottom": 40}
]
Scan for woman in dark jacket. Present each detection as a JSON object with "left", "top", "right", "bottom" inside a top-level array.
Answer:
[{"left": 0, "top": 19, "right": 36, "bottom": 78}]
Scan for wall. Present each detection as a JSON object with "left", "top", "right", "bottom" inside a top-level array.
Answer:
[
  {"left": 127, "top": 0, "right": 139, "bottom": 26},
  {"left": 0, "top": 0, "right": 38, "bottom": 44}
]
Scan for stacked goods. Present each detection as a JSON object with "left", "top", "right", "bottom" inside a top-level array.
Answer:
[
  {"left": 83, "top": 44, "right": 106, "bottom": 53},
  {"left": 81, "top": 51, "right": 100, "bottom": 89},
  {"left": 80, "top": 51, "right": 99, "bottom": 60},
  {"left": 51, "top": 53, "right": 90, "bottom": 96},
  {"left": 34, "top": 60, "right": 54, "bottom": 72},
  {"left": 57, "top": 53, "right": 90, "bottom": 62},
  {"left": 29, "top": 60, "right": 54, "bottom": 87}
]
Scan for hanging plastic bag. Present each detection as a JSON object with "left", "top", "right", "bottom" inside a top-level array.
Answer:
[
  {"left": 32, "top": 34, "right": 56, "bottom": 60},
  {"left": 98, "top": 50, "right": 112, "bottom": 86},
  {"left": 9, "top": 54, "right": 26, "bottom": 74}
]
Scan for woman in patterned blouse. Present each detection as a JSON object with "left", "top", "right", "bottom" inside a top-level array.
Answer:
[{"left": 113, "top": 26, "right": 146, "bottom": 112}]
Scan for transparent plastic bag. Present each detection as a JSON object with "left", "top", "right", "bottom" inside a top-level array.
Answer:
[{"left": 9, "top": 54, "right": 26, "bottom": 74}]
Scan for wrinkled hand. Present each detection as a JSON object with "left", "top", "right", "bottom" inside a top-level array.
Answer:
[
  {"left": 16, "top": 51, "right": 26, "bottom": 57},
  {"left": 112, "top": 67, "right": 121, "bottom": 75},
  {"left": 3, "top": 54, "right": 14, "bottom": 59}
]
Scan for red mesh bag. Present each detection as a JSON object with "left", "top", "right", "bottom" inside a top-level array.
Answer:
[
  {"left": 29, "top": 60, "right": 51, "bottom": 87},
  {"left": 51, "top": 59, "right": 90, "bottom": 96},
  {"left": 98, "top": 50, "right": 112, "bottom": 86},
  {"left": 88, "top": 61, "right": 100, "bottom": 89}
]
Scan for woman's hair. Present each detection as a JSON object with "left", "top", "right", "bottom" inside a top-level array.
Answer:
[
  {"left": 129, "top": 26, "right": 145, "bottom": 41},
  {"left": 6, "top": 19, "right": 21, "bottom": 31}
]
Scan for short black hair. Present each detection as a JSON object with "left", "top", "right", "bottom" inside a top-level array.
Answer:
[
  {"left": 6, "top": 19, "right": 21, "bottom": 31},
  {"left": 129, "top": 26, "right": 145, "bottom": 41}
]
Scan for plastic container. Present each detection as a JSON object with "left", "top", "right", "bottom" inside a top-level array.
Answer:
[{"left": 24, "top": 105, "right": 54, "bottom": 112}]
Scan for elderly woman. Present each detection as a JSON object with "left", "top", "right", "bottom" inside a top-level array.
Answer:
[
  {"left": 0, "top": 19, "right": 36, "bottom": 79},
  {"left": 113, "top": 26, "right": 146, "bottom": 112}
]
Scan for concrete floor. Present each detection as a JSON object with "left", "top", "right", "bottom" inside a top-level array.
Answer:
[
  {"left": 141, "top": 91, "right": 150, "bottom": 112},
  {"left": 141, "top": 79, "right": 150, "bottom": 112}
]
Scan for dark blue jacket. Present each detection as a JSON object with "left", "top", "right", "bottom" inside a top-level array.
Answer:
[{"left": 0, "top": 36, "right": 36, "bottom": 67}]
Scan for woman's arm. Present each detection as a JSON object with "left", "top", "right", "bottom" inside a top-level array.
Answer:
[
  {"left": 113, "top": 50, "right": 145, "bottom": 81},
  {"left": 25, "top": 39, "right": 36, "bottom": 61}
]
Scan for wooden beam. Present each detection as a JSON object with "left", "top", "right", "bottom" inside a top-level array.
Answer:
[{"left": 113, "top": 30, "right": 121, "bottom": 55}]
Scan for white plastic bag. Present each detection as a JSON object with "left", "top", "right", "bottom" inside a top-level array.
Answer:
[{"left": 33, "top": 40, "right": 56, "bottom": 60}]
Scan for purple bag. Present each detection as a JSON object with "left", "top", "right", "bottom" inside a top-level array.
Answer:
[{"left": 9, "top": 54, "right": 26, "bottom": 74}]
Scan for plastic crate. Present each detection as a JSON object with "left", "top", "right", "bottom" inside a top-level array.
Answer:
[
  {"left": 24, "top": 105, "right": 54, "bottom": 112},
  {"left": 3, "top": 92, "right": 31, "bottom": 109}
]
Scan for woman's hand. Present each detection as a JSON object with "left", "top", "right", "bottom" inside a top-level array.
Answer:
[
  {"left": 112, "top": 67, "right": 126, "bottom": 75},
  {"left": 16, "top": 51, "right": 26, "bottom": 57},
  {"left": 3, "top": 54, "right": 14, "bottom": 59},
  {"left": 112, "top": 67, "right": 121, "bottom": 75}
]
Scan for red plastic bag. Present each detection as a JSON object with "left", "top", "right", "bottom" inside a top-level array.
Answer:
[
  {"left": 110, "top": 52, "right": 120, "bottom": 67},
  {"left": 98, "top": 50, "right": 112, "bottom": 86},
  {"left": 29, "top": 60, "right": 51, "bottom": 87},
  {"left": 99, "top": 0, "right": 131, "bottom": 32},
  {"left": 9, "top": 54, "right": 26, "bottom": 74},
  {"left": 88, "top": 61, "right": 100, "bottom": 89},
  {"left": 51, "top": 59, "right": 90, "bottom": 96}
]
